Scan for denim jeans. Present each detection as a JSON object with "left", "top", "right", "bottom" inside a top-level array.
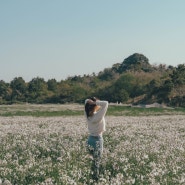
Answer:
[{"left": 87, "top": 135, "right": 103, "bottom": 179}]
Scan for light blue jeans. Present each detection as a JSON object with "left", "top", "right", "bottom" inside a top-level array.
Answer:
[{"left": 87, "top": 135, "right": 103, "bottom": 179}]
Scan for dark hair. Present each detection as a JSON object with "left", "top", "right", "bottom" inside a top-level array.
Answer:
[
  {"left": 90, "top": 97, "right": 98, "bottom": 101},
  {"left": 85, "top": 97, "right": 98, "bottom": 117}
]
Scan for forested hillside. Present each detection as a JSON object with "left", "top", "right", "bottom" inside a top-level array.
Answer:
[{"left": 0, "top": 53, "right": 185, "bottom": 107}]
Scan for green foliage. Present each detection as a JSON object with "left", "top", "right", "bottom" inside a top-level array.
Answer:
[
  {"left": 47, "top": 79, "right": 57, "bottom": 92},
  {"left": 0, "top": 54, "right": 185, "bottom": 107},
  {"left": 171, "top": 64, "right": 185, "bottom": 85},
  {"left": 98, "top": 68, "right": 117, "bottom": 81},
  {"left": 100, "top": 86, "right": 129, "bottom": 103},
  {"left": 119, "top": 53, "right": 152, "bottom": 73},
  {"left": 27, "top": 77, "right": 48, "bottom": 103},
  {"left": 0, "top": 80, "right": 10, "bottom": 103},
  {"left": 170, "top": 96, "right": 185, "bottom": 107},
  {"left": 10, "top": 77, "right": 27, "bottom": 102}
]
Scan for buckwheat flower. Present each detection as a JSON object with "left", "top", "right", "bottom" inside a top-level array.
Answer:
[
  {"left": 67, "top": 179, "right": 77, "bottom": 185},
  {"left": 0, "top": 114, "right": 185, "bottom": 184},
  {"left": 143, "top": 154, "right": 148, "bottom": 159},
  {"left": 179, "top": 173, "right": 185, "bottom": 183},
  {"left": 99, "top": 177, "right": 108, "bottom": 184},
  {"left": 116, "top": 173, "right": 124, "bottom": 180},
  {"left": 57, "top": 156, "right": 63, "bottom": 162},
  {"left": 125, "top": 177, "right": 135, "bottom": 184},
  {"left": 132, "top": 178, "right": 136, "bottom": 184},
  {"left": 179, "top": 146, "right": 184, "bottom": 152},
  {"left": 3, "top": 179, "right": 12, "bottom": 185},
  {"left": 2, "top": 159, "right": 7, "bottom": 165},
  {"left": 44, "top": 178, "right": 53, "bottom": 185},
  {"left": 89, "top": 179, "right": 94, "bottom": 184}
]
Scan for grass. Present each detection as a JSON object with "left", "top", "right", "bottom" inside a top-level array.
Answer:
[
  {"left": 107, "top": 105, "right": 185, "bottom": 116},
  {"left": 0, "top": 110, "right": 81, "bottom": 117},
  {"left": 0, "top": 104, "right": 185, "bottom": 116}
]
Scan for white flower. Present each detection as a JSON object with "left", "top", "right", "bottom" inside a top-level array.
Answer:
[
  {"left": 0, "top": 113, "right": 185, "bottom": 184},
  {"left": 3, "top": 179, "right": 12, "bottom": 185}
]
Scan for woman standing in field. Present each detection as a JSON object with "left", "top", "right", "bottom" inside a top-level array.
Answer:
[{"left": 84, "top": 97, "right": 108, "bottom": 180}]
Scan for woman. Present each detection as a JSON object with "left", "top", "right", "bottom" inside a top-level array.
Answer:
[{"left": 84, "top": 97, "right": 108, "bottom": 179}]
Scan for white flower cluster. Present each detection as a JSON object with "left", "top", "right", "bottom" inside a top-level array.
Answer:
[{"left": 0, "top": 115, "right": 185, "bottom": 184}]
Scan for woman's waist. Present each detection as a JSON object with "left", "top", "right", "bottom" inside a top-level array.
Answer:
[{"left": 89, "top": 132, "right": 103, "bottom": 138}]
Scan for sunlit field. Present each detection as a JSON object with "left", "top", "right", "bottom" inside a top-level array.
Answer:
[{"left": 0, "top": 104, "right": 185, "bottom": 184}]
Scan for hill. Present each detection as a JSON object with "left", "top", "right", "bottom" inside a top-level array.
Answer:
[{"left": 0, "top": 53, "right": 185, "bottom": 107}]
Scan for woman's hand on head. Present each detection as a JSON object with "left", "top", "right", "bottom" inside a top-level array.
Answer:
[{"left": 87, "top": 99, "right": 96, "bottom": 105}]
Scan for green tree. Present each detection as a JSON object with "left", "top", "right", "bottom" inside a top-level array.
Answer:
[
  {"left": 157, "top": 80, "right": 174, "bottom": 103},
  {"left": 110, "top": 87, "right": 129, "bottom": 103},
  {"left": 70, "top": 85, "right": 88, "bottom": 103},
  {"left": 171, "top": 64, "right": 185, "bottom": 85},
  {"left": 28, "top": 77, "right": 48, "bottom": 103},
  {"left": 146, "top": 79, "right": 161, "bottom": 98},
  {"left": 47, "top": 79, "right": 58, "bottom": 92},
  {"left": 0, "top": 80, "right": 10, "bottom": 103},
  {"left": 114, "top": 73, "right": 136, "bottom": 98},
  {"left": 101, "top": 74, "right": 134, "bottom": 103},
  {"left": 98, "top": 68, "right": 116, "bottom": 81},
  {"left": 112, "top": 63, "right": 121, "bottom": 73},
  {"left": 10, "top": 77, "right": 27, "bottom": 102},
  {"left": 119, "top": 53, "right": 152, "bottom": 72},
  {"left": 54, "top": 81, "right": 73, "bottom": 103}
]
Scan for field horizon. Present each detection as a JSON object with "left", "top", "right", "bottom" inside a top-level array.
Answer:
[{"left": 0, "top": 103, "right": 185, "bottom": 117}]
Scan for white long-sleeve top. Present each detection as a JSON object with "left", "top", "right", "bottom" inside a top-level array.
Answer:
[{"left": 85, "top": 100, "right": 108, "bottom": 136}]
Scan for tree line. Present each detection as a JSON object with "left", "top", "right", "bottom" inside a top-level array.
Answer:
[{"left": 0, "top": 53, "right": 185, "bottom": 107}]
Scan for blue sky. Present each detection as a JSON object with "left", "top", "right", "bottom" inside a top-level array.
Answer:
[{"left": 0, "top": 0, "right": 185, "bottom": 82}]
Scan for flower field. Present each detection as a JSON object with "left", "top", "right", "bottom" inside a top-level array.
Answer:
[{"left": 0, "top": 113, "right": 185, "bottom": 184}]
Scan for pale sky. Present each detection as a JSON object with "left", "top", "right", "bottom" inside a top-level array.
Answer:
[{"left": 0, "top": 0, "right": 185, "bottom": 82}]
